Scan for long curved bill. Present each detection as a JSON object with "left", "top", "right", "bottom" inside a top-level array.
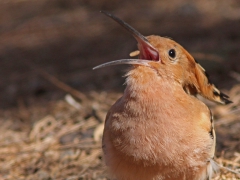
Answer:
[
  {"left": 101, "top": 11, "right": 159, "bottom": 61},
  {"left": 93, "top": 11, "right": 160, "bottom": 70},
  {"left": 93, "top": 59, "right": 150, "bottom": 70}
]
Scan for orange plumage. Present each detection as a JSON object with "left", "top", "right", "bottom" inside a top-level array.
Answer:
[{"left": 94, "top": 11, "right": 231, "bottom": 180}]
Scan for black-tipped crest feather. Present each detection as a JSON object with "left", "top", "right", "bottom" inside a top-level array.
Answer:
[{"left": 184, "top": 51, "right": 232, "bottom": 105}]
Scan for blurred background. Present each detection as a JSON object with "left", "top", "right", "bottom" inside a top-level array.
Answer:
[{"left": 0, "top": 0, "right": 239, "bottom": 179}]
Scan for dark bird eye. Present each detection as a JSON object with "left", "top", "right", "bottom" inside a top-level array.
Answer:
[{"left": 168, "top": 49, "right": 176, "bottom": 58}]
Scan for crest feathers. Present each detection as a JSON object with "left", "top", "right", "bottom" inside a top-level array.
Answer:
[{"left": 183, "top": 50, "right": 232, "bottom": 105}]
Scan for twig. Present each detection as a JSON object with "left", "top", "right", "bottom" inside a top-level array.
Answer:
[
  {"left": 230, "top": 71, "right": 240, "bottom": 82},
  {"left": 25, "top": 61, "right": 88, "bottom": 102},
  {"left": 0, "top": 143, "right": 101, "bottom": 156}
]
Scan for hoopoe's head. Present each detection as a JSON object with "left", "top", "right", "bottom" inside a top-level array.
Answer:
[{"left": 94, "top": 11, "right": 232, "bottom": 105}]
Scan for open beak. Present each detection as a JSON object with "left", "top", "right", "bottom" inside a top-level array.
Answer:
[{"left": 93, "top": 11, "right": 159, "bottom": 70}]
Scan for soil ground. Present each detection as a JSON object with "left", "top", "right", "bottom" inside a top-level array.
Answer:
[{"left": 0, "top": 0, "right": 239, "bottom": 179}]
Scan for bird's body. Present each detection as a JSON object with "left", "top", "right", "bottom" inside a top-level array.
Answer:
[
  {"left": 103, "top": 64, "right": 214, "bottom": 180},
  {"left": 94, "top": 12, "right": 231, "bottom": 180}
]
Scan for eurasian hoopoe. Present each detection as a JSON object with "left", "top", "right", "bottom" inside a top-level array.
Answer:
[{"left": 94, "top": 11, "right": 232, "bottom": 180}]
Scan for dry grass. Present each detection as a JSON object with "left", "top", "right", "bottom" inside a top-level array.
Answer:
[
  {"left": 0, "top": 87, "right": 239, "bottom": 179},
  {"left": 0, "top": 91, "right": 117, "bottom": 180}
]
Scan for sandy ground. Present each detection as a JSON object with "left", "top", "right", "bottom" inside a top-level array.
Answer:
[{"left": 0, "top": 0, "right": 239, "bottom": 179}]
